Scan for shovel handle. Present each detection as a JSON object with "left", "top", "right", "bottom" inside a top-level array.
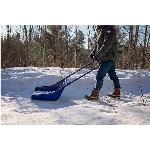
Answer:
[
  {"left": 64, "top": 60, "right": 95, "bottom": 79},
  {"left": 65, "top": 64, "right": 100, "bottom": 87}
]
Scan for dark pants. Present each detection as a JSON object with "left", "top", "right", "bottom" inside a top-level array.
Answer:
[{"left": 96, "top": 60, "right": 120, "bottom": 90}]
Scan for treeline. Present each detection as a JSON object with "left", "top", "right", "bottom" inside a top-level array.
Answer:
[
  {"left": 116, "top": 25, "right": 150, "bottom": 69},
  {"left": 1, "top": 25, "right": 150, "bottom": 69}
]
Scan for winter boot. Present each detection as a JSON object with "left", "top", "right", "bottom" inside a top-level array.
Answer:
[
  {"left": 108, "top": 88, "right": 120, "bottom": 98},
  {"left": 84, "top": 88, "right": 100, "bottom": 100}
]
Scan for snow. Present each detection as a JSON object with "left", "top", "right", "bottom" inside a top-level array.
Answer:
[{"left": 1, "top": 66, "right": 150, "bottom": 125}]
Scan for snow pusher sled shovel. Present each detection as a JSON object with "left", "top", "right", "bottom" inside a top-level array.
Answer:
[{"left": 31, "top": 60, "right": 100, "bottom": 101}]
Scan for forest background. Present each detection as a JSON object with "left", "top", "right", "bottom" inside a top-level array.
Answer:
[{"left": 1, "top": 25, "right": 150, "bottom": 70}]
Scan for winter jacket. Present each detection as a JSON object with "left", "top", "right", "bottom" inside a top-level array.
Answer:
[{"left": 93, "top": 25, "right": 118, "bottom": 63}]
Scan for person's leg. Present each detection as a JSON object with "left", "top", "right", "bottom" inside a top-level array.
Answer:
[
  {"left": 96, "top": 60, "right": 113, "bottom": 90},
  {"left": 108, "top": 62, "right": 120, "bottom": 88},
  {"left": 85, "top": 60, "right": 115, "bottom": 100},
  {"left": 108, "top": 62, "right": 121, "bottom": 97}
]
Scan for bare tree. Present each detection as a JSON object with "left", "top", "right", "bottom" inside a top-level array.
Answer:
[
  {"left": 141, "top": 25, "right": 148, "bottom": 68},
  {"left": 24, "top": 25, "right": 29, "bottom": 66},
  {"left": 133, "top": 25, "right": 139, "bottom": 69}
]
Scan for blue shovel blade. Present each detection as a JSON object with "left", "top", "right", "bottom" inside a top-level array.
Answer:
[
  {"left": 35, "top": 78, "right": 66, "bottom": 92},
  {"left": 31, "top": 86, "right": 65, "bottom": 101}
]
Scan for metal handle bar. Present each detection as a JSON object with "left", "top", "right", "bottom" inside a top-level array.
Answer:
[
  {"left": 64, "top": 59, "right": 95, "bottom": 80},
  {"left": 65, "top": 63, "right": 100, "bottom": 87}
]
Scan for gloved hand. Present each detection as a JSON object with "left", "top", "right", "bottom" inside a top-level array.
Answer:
[
  {"left": 90, "top": 51, "right": 99, "bottom": 62},
  {"left": 90, "top": 52, "right": 95, "bottom": 60},
  {"left": 94, "top": 54, "right": 99, "bottom": 61}
]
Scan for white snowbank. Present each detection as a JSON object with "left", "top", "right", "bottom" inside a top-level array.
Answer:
[{"left": 1, "top": 67, "right": 150, "bottom": 125}]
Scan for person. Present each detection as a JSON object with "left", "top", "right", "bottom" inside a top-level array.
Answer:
[{"left": 84, "top": 25, "right": 121, "bottom": 100}]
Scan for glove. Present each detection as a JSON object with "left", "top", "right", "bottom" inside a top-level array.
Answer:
[
  {"left": 94, "top": 54, "right": 99, "bottom": 61},
  {"left": 90, "top": 51, "right": 99, "bottom": 61},
  {"left": 90, "top": 52, "right": 95, "bottom": 60}
]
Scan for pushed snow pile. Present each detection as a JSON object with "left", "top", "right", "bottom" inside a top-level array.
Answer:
[{"left": 1, "top": 67, "right": 150, "bottom": 125}]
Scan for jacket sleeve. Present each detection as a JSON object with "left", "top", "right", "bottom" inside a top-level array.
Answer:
[{"left": 95, "top": 28, "right": 115, "bottom": 57}]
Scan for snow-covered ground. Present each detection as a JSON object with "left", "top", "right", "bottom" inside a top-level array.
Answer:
[{"left": 1, "top": 66, "right": 150, "bottom": 125}]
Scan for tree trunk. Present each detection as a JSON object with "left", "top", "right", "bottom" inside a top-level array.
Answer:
[
  {"left": 134, "top": 25, "right": 139, "bottom": 69},
  {"left": 141, "top": 25, "right": 148, "bottom": 68},
  {"left": 43, "top": 25, "right": 46, "bottom": 66},
  {"left": 29, "top": 25, "right": 32, "bottom": 43},
  {"left": 147, "top": 33, "right": 150, "bottom": 48},
  {"left": 24, "top": 25, "right": 29, "bottom": 66},
  {"left": 74, "top": 27, "right": 77, "bottom": 68},
  {"left": 87, "top": 25, "right": 90, "bottom": 52}
]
